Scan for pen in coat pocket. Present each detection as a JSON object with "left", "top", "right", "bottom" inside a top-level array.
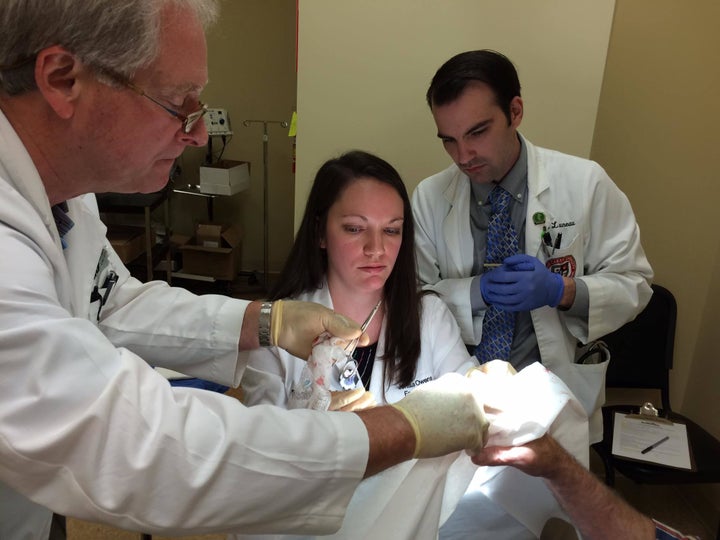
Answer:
[
  {"left": 541, "top": 229, "right": 553, "bottom": 257},
  {"left": 553, "top": 232, "right": 562, "bottom": 251}
]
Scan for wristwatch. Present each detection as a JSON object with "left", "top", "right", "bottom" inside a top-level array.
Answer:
[{"left": 258, "top": 301, "right": 273, "bottom": 346}]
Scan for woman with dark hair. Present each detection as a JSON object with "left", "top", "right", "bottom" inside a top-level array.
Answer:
[
  {"left": 241, "top": 149, "right": 474, "bottom": 410},
  {"left": 235, "top": 151, "right": 587, "bottom": 540}
]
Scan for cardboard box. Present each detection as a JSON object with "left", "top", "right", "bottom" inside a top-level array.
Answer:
[
  {"left": 107, "top": 225, "right": 154, "bottom": 263},
  {"left": 195, "top": 223, "right": 223, "bottom": 248},
  {"left": 199, "top": 160, "right": 250, "bottom": 196},
  {"left": 180, "top": 223, "right": 242, "bottom": 280}
]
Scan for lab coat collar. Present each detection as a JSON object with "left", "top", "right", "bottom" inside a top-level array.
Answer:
[{"left": 0, "top": 109, "right": 60, "bottom": 250}]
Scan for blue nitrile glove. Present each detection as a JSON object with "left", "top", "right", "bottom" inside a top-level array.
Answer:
[{"left": 480, "top": 254, "right": 564, "bottom": 312}]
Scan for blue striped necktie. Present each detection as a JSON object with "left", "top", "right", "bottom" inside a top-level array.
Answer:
[{"left": 475, "top": 186, "right": 518, "bottom": 364}]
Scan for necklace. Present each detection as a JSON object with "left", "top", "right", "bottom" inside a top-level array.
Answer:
[{"left": 353, "top": 342, "right": 378, "bottom": 389}]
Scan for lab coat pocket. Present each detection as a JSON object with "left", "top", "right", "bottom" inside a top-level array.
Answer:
[
  {"left": 544, "top": 232, "right": 581, "bottom": 278},
  {"left": 566, "top": 359, "right": 609, "bottom": 416}
]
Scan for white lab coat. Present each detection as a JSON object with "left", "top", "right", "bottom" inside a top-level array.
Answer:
[
  {"left": 412, "top": 135, "right": 653, "bottom": 442},
  {"left": 237, "top": 285, "right": 581, "bottom": 540},
  {"left": 0, "top": 110, "right": 368, "bottom": 539}
]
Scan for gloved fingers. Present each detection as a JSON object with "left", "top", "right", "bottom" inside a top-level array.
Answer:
[
  {"left": 346, "top": 390, "right": 377, "bottom": 411},
  {"left": 482, "top": 283, "right": 525, "bottom": 300},
  {"left": 330, "top": 389, "right": 377, "bottom": 412},
  {"left": 329, "top": 388, "right": 363, "bottom": 410},
  {"left": 503, "top": 253, "right": 545, "bottom": 272},
  {"left": 272, "top": 300, "right": 368, "bottom": 360},
  {"left": 481, "top": 269, "right": 522, "bottom": 306},
  {"left": 483, "top": 267, "right": 521, "bottom": 284},
  {"left": 482, "top": 288, "right": 529, "bottom": 311},
  {"left": 504, "top": 261, "right": 536, "bottom": 272},
  {"left": 476, "top": 359, "right": 517, "bottom": 376},
  {"left": 324, "top": 311, "right": 370, "bottom": 346},
  {"left": 502, "top": 253, "right": 538, "bottom": 268},
  {"left": 483, "top": 255, "right": 564, "bottom": 311}
]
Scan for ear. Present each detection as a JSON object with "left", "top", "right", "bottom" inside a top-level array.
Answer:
[
  {"left": 509, "top": 96, "right": 523, "bottom": 128},
  {"left": 34, "top": 45, "right": 84, "bottom": 120}
]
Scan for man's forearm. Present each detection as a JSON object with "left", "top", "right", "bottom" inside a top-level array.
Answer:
[
  {"left": 239, "top": 300, "right": 261, "bottom": 351},
  {"left": 558, "top": 277, "right": 576, "bottom": 309},
  {"left": 544, "top": 444, "right": 655, "bottom": 540},
  {"left": 355, "top": 406, "right": 416, "bottom": 477}
]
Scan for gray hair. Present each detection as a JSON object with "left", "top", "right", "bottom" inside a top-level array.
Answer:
[{"left": 0, "top": 0, "right": 219, "bottom": 95}]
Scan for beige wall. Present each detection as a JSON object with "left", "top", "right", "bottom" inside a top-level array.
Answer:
[
  {"left": 296, "top": 1, "right": 719, "bottom": 517},
  {"left": 176, "top": 0, "right": 296, "bottom": 275},
  {"left": 591, "top": 0, "right": 720, "bottom": 434},
  {"left": 296, "top": 0, "right": 616, "bottom": 229},
  {"left": 592, "top": 0, "right": 720, "bottom": 519}
]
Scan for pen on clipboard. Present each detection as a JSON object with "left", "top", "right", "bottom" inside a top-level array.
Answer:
[{"left": 641, "top": 435, "right": 669, "bottom": 454}]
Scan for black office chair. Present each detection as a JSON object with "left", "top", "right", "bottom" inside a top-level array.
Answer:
[{"left": 592, "top": 284, "right": 720, "bottom": 528}]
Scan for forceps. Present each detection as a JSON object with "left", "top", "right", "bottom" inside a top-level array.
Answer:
[{"left": 339, "top": 299, "right": 382, "bottom": 389}]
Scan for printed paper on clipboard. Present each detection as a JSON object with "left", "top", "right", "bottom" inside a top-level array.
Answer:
[{"left": 611, "top": 413, "right": 692, "bottom": 470}]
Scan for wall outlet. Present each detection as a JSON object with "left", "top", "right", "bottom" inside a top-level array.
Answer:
[{"left": 204, "top": 108, "right": 232, "bottom": 135}]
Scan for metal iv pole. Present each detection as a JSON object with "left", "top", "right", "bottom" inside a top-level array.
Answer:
[{"left": 242, "top": 119, "right": 289, "bottom": 290}]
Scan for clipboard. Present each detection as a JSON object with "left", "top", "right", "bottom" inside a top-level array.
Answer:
[{"left": 611, "top": 409, "right": 693, "bottom": 470}]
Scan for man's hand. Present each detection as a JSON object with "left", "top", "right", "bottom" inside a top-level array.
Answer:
[
  {"left": 391, "top": 373, "right": 488, "bottom": 458},
  {"left": 470, "top": 433, "right": 564, "bottom": 479},
  {"left": 329, "top": 388, "right": 377, "bottom": 412},
  {"left": 480, "top": 254, "right": 564, "bottom": 312},
  {"left": 271, "top": 300, "right": 369, "bottom": 360}
]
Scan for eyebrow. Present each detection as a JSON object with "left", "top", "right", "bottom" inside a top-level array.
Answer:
[
  {"left": 159, "top": 80, "right": 206, "bottom": 98},
  {"left": 341, "top": 215, "right": 405, "bottom": 223},
  {"left": 436, "top": 119, "right": 492, "bottom": 141}
]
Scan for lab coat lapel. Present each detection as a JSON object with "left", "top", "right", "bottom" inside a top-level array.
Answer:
[
  {"left": 441, "top": 172, "right": 474, "bottom": 277},
  {"left": 64, "top": 197, "right": 109, "bottom": 318},
  {"left": 524, "top": 138, "right": 553, "bottom": 259}
]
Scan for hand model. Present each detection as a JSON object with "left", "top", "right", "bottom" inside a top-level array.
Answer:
[
  {"left": 480, "top": 254, "right": 564, "bottom": 312},
  {"left": 392, "top": 373, "right": 488, "bottom": 458}
]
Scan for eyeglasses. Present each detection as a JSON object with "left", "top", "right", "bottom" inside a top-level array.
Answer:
[
  {"left": 96, "top": 66, "right": 207, "bottom": 134},
  {"left": 125, "top": 81, "right": 208, "bottom": 134}
]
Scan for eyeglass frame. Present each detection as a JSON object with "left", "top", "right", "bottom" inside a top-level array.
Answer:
[{"left": 96, "top": 65, "right": 208, "bottom": 134}]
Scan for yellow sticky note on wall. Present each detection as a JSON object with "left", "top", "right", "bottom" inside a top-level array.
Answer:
[{"left": 288, "top": 111, "right": 297, "bottom": 137}]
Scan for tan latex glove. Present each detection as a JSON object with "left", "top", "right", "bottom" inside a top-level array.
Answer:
[
  {"left": 468, "top": 359, "right": 517, "bottom": 377},
  {"left": 466, "top": 360, "right": 517, "bottom": 418},
  {"left": 270, "top": 300, "right": 368, "bottom": 360},
  {"left": 391, "top": 372, "right": 488, "bottom": 459},
  {"left": 329, "top": 388, "right": 377, "bottom": 412}
]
